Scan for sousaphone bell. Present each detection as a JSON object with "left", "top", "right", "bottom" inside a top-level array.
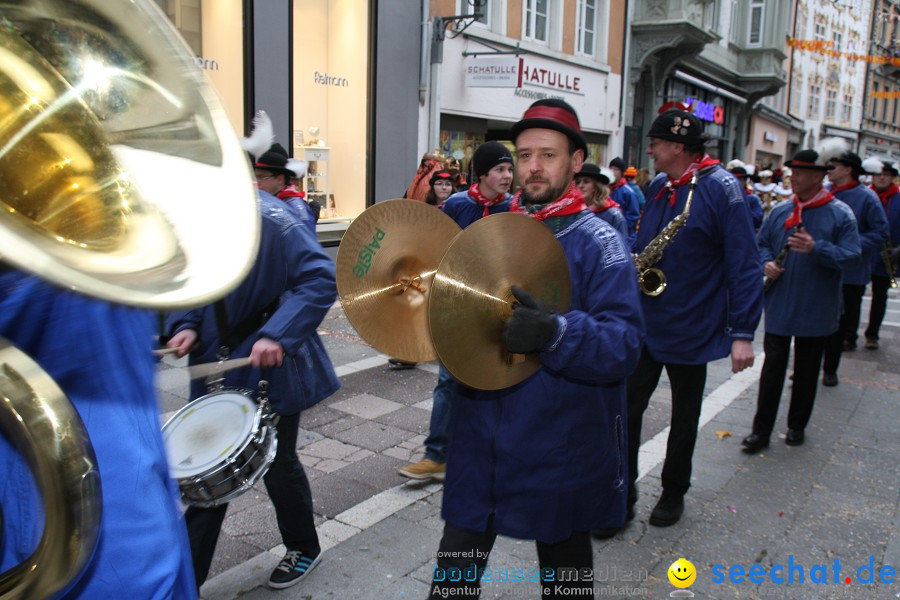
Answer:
[{"left": 0, "top": 1, "right": 260, "bottom": 597}]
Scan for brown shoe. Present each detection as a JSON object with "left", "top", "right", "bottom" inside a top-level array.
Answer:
[
  {"left": 865, "top": 337, "right": 879, "bottom": 350},
  {"left": 397, "top": 458, "right": 445, "bottom": 481}
]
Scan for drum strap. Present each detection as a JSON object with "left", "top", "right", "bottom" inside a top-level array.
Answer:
[{"left": 214, "top": 298, "right": 279, "bottom": 359}]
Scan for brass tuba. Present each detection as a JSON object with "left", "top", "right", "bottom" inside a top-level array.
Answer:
[{"left": 0, "top": 0, "right": 260, "bottom": 597}]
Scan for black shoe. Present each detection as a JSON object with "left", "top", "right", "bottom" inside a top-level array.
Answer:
[
  {"left": 649, "top": 492, "right": 684, "bottom": 527},
  {"left": 388, "top": 358, "right": 417, "bottom": 370},
  {"left": 841, "top": 339, "right": 857, "bottom": 352},
  {"left": 741, "top": 433, "right": 770, "bottom": 454},
  {"left": 865, "top": 337, "right": 879, "bottom": 350},
  {"left": 591, "top": 505, "right": 634, "bottom": 539},
  {"left": 785, "top": 429, "right": 805, "bottom": 446},
  {"left": 822, "top": 371, "right": 839, "bottom": 387},
  {"left": 268, "top": 549, "right": 322, "bottom": 589}
]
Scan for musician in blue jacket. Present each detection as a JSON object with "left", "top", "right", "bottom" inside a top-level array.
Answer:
[
  {"left": 1, "top": 271, "right": 197, "bottom": 599},
  {"left": 441, "top": 141, "right": 514, "bottom": 228},
  {"left": 864, "top": 159, "right": 900, "bottom": 349},
  {"left": 166, "top": 191, "right": 339, "bottom": 591},
  {"left": 820, "top": 146, "right": 889, "bottom": 385},
  {"left": 624, "top": 108, "right": 763, "bottom": 530},
  {"left": 428, "top": 99, "right": 645, "bottom": 600},
  {"left": 741, "top": 148, "right": 861, "bottom": 453}
]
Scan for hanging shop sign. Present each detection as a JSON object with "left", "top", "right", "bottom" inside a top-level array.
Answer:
[
  {"left": 464, "top": 56, "right": 521, "bottom": 88},
  {"left": 686, "top": 96, "right": 725, "bottom": 125},
  {"left": 519, "top": 59, "right": 582, "bottom": 94}
]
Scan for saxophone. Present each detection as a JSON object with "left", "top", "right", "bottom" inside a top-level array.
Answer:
[
  {"left": 880, "top": 241, "right": 898, "bottom": 289},
  {"left": 632, "top": 173, "right": 698, "bottom": 296}
]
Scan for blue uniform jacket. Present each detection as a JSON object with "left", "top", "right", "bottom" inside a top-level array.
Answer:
[
  {"left": 610, "top": 182, "right": 641, "bottom": 239},
  {"left": 282, "top": 196, "right": 318, "bottom": 236},
  {"left": 592, "top": 205, "right": 629, "bottom": 239},
  {"left": 627, "top": 180, "right": 646, "bottom": 211},
  {"left": 870, "top": 188, "right": 900, "bottom": 278},
  {"left": 634, "top": 166, "right": 763, "bottom": 364},
  {"left": 745, "top": 192, "right": 764, "bottom": 230},
  {"left": 167, "top": 192, "right": 339, "bottom": 415},
  {"left": 832, "top": 183, "right": 889, "bottom": 285},
  {"left": 759, "top": 199, "right": 861, "bottom": 337},
  {"left": 441, "top": 214, "right": 645, "bottom": 543},
  {"left": 1, "top": 272, "right": 196, "bottom": 599},
  {"left": 441, "top": 189, "right": 511, "bottom": 228}
]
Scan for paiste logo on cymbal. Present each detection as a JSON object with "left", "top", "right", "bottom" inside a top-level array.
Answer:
[{"left": 353, "top": 227, "right": 386, "bottom": 278}]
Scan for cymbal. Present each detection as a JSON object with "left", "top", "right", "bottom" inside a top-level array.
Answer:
[
  {"left": 429, "top": 213, "right": 571, "bottom": 390},
  {"left": 336, "top": 199, "right": 462, "bottom": 362}
]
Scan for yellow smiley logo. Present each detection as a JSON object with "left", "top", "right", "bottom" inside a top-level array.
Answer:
[{"left": 668, "top": 558, "right": 696, "bottom": 588}]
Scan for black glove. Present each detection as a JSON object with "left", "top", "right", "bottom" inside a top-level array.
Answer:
[{"left": 504, "top": 285, "right": 558, "bottom": 354}]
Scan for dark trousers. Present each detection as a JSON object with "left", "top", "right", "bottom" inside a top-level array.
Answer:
[
  {"left": 823, "top": 283, "right": 866, "bottom": 373},
  {"left": 866, "top": 275, "right": 892, "bottom": 341},
  {"left": 185, "top": 412, "right": 319, "bottom": 587},
  {"left": 428, "top": 521, "right": 594, "bottom": 599},
  {"left": 752, "top": 332, "right": 826, "bottom": 438},
  {"left": 626, "top": 347, "right": 707, "bottom": 505}
]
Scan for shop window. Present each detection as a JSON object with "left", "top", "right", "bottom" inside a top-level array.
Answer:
[
  {"left": 523, "top": 0, "right": 550, "bottom": 44},
  {"left": 808, "top": 84, "right": 821, "bottom": 118},
  {"left": 841, "top": 94, "right": 852, "bottom": 123},
  {"left": 813, "top": 20, "right": 826, "bottom": 42},
  {"left": 747, "top": 0, "right": 765, "bottom": 47},
  {"left": 825, "top": 89, "right": 837, "bottom": 121},
  {"left": 575, "top": 0, "right": 597, "bottom": 58}
]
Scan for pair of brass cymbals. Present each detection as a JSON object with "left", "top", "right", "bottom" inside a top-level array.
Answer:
[{"left": 336, "top": 200, "right": 571, "bottom": 390}]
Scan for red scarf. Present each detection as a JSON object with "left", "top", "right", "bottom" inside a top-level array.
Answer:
[
  {"left": 277, "top": 184, "right": 305, "bottom": 200},
  {"left": 510, "top": 182, "right": 586, "bottom": 221},
  {"left": 611, "top": 178, "right": 627, "bottom": 190},
  {"left": 654, "top": 155, "right": 719, "bottom": 206},
  {"left": 784, "top": 187, "right": 833, "bottom": 229},
  {"left": 468, "top": 183, "right": 506, "bottom": 218},
  {"left": 589, "top": 197, "right": 620, "bottom": 213},
  {"left": 831, "top": 180, "right": 858, "bottom": 194},
  {"left": 872, "top": 183, "right": 899, "bottom": 206}
]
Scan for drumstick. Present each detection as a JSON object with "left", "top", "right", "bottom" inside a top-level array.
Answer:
[
  {"left": 152, "top": 346, "right": 181, "bottom": 357},
  {"left": 187, "top": 357, "right": 253, "bottom": 380}
]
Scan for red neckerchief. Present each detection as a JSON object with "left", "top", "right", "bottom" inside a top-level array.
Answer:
[
  {"left": 468, "top": 183, "right": 506, "bottom": 218},
  {"left": 510, "top": 182, "right": 586, "bottom": 221},
  {"left": 872, "top": 183, "right": 899, "bottom": 206},
  {"left": 277, "top": 184, "right": 305, "bottom": 200},
  {"left": 831, "top": 180, "right": 858, "bottom": 194},
  {"left": 589, "top": 197, "right": 620, "bottom": 213},
  {"left": 611, "top": 178, "right": 627, "bottom": 190},
  {"left": 654, "top": 155, "right": 719, "bottom": 206},
  {"left": 784, "top": 187, "right": 833, "bottom": 229}
]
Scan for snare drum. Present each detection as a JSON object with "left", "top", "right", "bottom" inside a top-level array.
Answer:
[{"left": 162, "top": 389, "right": 277, "bottom": 507}]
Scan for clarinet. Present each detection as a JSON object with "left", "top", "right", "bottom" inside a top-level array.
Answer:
[{"left": 763, "top": 224, "right": 803, "bottom": 291}]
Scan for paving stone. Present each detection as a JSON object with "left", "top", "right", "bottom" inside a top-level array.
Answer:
[{"left": 330, "top": 393, "right": 405, "bottom": 419}]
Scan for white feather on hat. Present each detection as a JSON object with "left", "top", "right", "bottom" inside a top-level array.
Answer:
[
  {"left": 816, "top": 137, "right": 849, "bottom": 166},
  {"left": 240, "top": 111, "right": 274, "bottom": 160},
  {"left": 726, "top": 159, "right": 746, "bottom": 170},
  {"left": 781, "top": 166, "right": 791, "bottom": 177},
  {"left": 863, "top": 156, "right": 888, "bottom": 175},
  {"left": 744, "top": 164, "right": 756, "bottom": 176},
  {"left": 286, "top": 158, "right": 308, "bottom": 179},
  {"left": 758, "top": 169, "right": 773, "bottom": 179}
]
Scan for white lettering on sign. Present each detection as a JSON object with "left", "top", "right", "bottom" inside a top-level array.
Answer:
[{"left": 315, "top": 71, "right": 349, "bottom": 87}]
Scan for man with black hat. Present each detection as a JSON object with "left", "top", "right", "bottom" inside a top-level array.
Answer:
[
  {"left": 166, "top": 165, "right": 339, "bottom": 590},
  {"left": 575, "top": 163, "right": 629, "bottom": 237},
  {"left": 820, "top": 141, "right": 889, "bottom": 385},
  {"left": 624, "top": 107, "right": 762, "bottom": 529},
  {"left": 254, "top": 143, "right": 319, "bottom": 235},
  {"left": 863, "top": 158, "right": 900, "bottom": 349},
  {"left": 427, "top": 99, "right": 644, "bottom": 600},
  {"left": 741, "top": 147, "right": 861, "bottom": 453},
  {"left": 396, "top": 142, "right": 513, "bottom": 482},
  {"left": 608, "top": 156, "right": 641, "bottom": 235}
]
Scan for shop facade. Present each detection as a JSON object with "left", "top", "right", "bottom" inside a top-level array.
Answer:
[
  {"left": 156, "top": 0, "right": 422, "bottom": 224},
  {"left": 746, "top": 105, "right": 791, "bottom": 169},
  {"left": 438, "top": 33, "right": 620, "bottom": 173}
]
